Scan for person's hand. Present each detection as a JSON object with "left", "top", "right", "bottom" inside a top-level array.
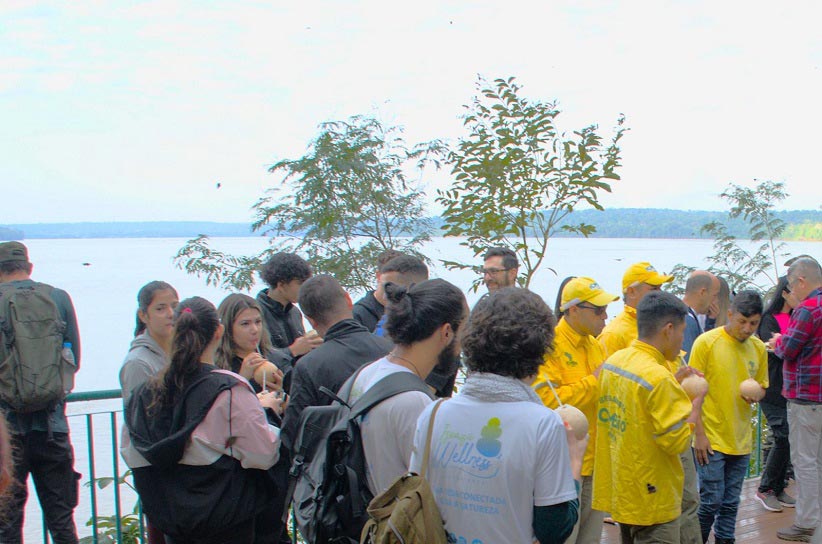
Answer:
[
  {"left": 694, "top": 433, "right": 713, "bottom": 466},
  {"left": 289, "top": 333, "right": 323, "bottom": 357},
  {"left": 257, "top": 391, "right": 284, "bottom": 414},
  {"left": 564, "top": 421, "right": 588, "bottom": 481},
  {"left": 766, "top": 333, "right": 782, "bottom": 351},
  {"left": 239, "top": 352, "right": 265, "bottom": 380},
  {"left": 707, "top": 299, "right": 719, "bottom": 319},
  {"left": 674, "top": 365, "right": 704, "bottom": 384}
]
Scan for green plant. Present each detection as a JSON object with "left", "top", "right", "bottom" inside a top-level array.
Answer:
[
  {"left": 437, "top": 76, "right": 626, "bottom": 290},
  {"left": 670, "top": 180, "right": 790, "bottom": 294},
  {"left": 78, "top": 470, "right": 143, "bottom": 544},
  {"left": 176, "top": 115, "right": 440, "bottom": 292}
]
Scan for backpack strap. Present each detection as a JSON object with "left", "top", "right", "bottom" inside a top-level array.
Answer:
[
  {"left": 420, "top": 399, "right": 445, "bottom": 479},
  {"left": 348, "top": 371, "right": 434, "bottom": 421}
]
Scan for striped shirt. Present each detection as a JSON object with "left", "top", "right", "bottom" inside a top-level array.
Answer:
[{"left": 776, "top": 288, "right": 822, "bottom": 403}]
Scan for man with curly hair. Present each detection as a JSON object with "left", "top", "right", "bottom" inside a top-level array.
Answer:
[
  {"left": 411, "top": 287, "right": 583, "bottom": 544},
  {"left": 256, "top": 252, "right": 322, "bottom": 372}
]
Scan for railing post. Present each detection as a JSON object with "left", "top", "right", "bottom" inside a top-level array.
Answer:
[
  {"left": 87, "top": 413, "right": 98, "bottom": 544},
  {"left": 111, "top": 411, "right": 123, "bottom": 544}
]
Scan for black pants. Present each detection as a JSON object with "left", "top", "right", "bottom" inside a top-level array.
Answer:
[
  {"left": 164, "top": 518, "right": 255, "bottom": 544},
  {"left": 758, "top": 400, "right": 791, "bottom": 494},
  {"left": 0, "top": 431, "right": 81, "bottom": 544}
]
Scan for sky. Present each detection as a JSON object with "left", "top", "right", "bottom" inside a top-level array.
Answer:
[{"left": 2, "top": 0, "right": 821, "bottom": 224}]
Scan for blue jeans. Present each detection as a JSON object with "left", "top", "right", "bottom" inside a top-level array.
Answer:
[{"left": 696, "top": 450, "right": 750, "bottom": 541}]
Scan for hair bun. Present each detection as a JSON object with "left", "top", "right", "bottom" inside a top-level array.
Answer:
[{"left": 383, "top": 282, "right": 410, "bottom": 305}]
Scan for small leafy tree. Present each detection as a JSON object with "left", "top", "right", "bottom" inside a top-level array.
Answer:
[
  {"left": 176, "top": 115, "right": 441, "bottom": 292},
  {"left": 437, "top": 77, "right": 626, "bottom": 289},
  {"left": 670, "top": 180, "right": 789, "bottom": 294}
]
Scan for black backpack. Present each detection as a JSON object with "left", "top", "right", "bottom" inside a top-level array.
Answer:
[{"left": 286, "top": 366, "right": 434, "bottom": 544}]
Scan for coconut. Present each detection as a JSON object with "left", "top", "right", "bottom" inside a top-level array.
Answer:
[
  {"left": 306, "top": 330, "right": 319, "bottom": 339},
  {"left": 556, "top": 404, "right": 588, "bottom": 440},
  {"left": 739, "top": 378, "right": 765, "bottom": 401},
  {"left": 680, "top": 375, "right": 709, "bottom": 399},
  {"left": 253, "top": 361, "right": 280, "bottom": 389}
]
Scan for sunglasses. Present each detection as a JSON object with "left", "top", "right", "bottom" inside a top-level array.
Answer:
[{"left": 577, "top": 303, "right": 607, "bottom": 316}]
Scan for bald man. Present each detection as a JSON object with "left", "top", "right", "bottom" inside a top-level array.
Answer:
[{"left": 681, "top": 271, "right": 720, "bottom": 363}]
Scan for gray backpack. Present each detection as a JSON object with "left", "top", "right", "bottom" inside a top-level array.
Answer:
[{"left": 0, "top": 282, "right": 72, "bottom": 412}]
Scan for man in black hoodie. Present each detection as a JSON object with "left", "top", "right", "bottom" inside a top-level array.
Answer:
[
  {"left": 282, "top": 274, "right": 393, "bottom": 449},
  {"left": 352, "top": 249, "right": 404, "bottom": 332},
  {"left": 256, "top": 252, "right": 322, "bottom": 388}
]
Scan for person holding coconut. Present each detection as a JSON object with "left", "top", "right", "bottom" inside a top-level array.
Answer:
[
  {"left": 593, "top": 291, "right": 706, "bottom": 544},
  {"left": 533, "top": 276, "right": 618, "bottom": 544},
  {"left": 689, "top": 290, "right": 768, "bottom": 544}
]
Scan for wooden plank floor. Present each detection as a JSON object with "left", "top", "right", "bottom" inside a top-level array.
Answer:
[{"left": 600, "top": 478, "right": 798, "bottom": 543}]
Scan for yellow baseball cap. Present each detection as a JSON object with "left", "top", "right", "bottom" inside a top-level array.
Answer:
[
  {"left": 622, "top": 262, "right": 674, "bottom": 292},
  {"left": 560, "top": 276, "right": 619, "bottom": 311}
]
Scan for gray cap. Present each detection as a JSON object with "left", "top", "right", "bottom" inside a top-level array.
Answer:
[{"left": 0, "top": 241, "right": 29, "bottom": 263}]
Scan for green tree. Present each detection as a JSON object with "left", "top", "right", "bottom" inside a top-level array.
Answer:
[
  {"left": 176, "top": 115, "right": 441, "bottom": 292},
  {"left": 437, "top": 77, "right": 626, "bottom": 289},
  {"left": 670, "top": 180, "right": 790, "bottom": 294}
]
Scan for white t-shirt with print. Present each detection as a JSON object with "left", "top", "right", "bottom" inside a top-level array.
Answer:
[
  {"left": 349, "top": 357, "right": 433, "bottom": 495},
  {"left": 410, "top": 394, "right": 577, "bottom": 544}
]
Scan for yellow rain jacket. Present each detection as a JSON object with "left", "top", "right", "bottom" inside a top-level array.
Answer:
[
  {"left": 689, "top": 327, "right": 768, "bottom": 455},
  {"left": 598, "top": 306, "right": 637, "bottom": 358},
  {"left": 593, "top": 340, "right": 694, "bottom": 526},
  {"left": 533, "top": 318, "right": 605, "bottom": 476}
]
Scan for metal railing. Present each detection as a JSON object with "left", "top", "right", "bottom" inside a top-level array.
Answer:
[{"left": 31, "top": 390, "right": 768, "bottom": 543}]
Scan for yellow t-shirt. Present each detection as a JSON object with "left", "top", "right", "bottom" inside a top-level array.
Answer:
[
  {"left": 689, "top": 327, "right": 768, "bottom": 455},
  {"left": 592, "top": 340, "right": 694, "bottom": 526},
  {"left": 598, "top": 306, "right": 637, "bottom": 358},
  {"left": 533, "top": 318, "right": 605, "bottom": 475}
]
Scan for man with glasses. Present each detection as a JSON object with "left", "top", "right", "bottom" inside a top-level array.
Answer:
[
  {"left": 481, "top": 247, "right": 519, "bottom": 293},
  {"left": 770, "top": 257, "right": 822, "bottom": 543},
  {"left": 533, "top": 276, "right": 618, "bottom": 544},
  {"left": 598, "top": 262, "right": 674, "bottom": 358}
]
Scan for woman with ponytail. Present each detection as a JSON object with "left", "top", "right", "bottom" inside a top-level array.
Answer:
[
  {"left": 122, "top": 297, "right": 282, "bottom": 544},
  {"left": 119, "top": 281, "right": 179, "bottom": 403}
]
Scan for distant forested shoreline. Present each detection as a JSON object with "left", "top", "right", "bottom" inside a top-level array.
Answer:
[{"left": 3, "top": 208, "right": 820, "bottom": 241}]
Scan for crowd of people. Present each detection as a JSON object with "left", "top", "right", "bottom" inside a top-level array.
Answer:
[{"left": 0, "top": 239, "right": 820, "bottom": 544}]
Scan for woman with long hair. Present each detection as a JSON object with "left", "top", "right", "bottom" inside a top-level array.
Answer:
[
  {"left": 118, "top": 281, "right": 178, "bottom": 544},
  {"left": 122, "top": 297, "right": 282, "bottom": 544},
  {"left": 754, "top": 276, "right": 796, "bottom": 512},
  {"left": 215, "top": 293, "right": 285, "bottom": 394},
  {"left": 120, "top": 281, "right": 179, "bottom": 402}
]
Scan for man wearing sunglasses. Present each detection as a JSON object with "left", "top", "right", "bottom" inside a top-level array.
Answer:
[
  {"left": 598, "top": 262, "right": 674, "bottom": 358},
  {"left": 533, "top": 276, "right": 618, "bottom": 544}
]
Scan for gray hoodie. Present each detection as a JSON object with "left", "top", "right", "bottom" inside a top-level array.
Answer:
[{"left": 120, "top": 332, "right": 167, "bottom": 403}]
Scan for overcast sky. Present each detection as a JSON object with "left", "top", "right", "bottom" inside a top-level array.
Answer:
[{"left": 2, "top": 0, "right": 821, "bottom": 224}]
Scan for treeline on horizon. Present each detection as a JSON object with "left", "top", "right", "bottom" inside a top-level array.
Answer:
[{"left": 3, "top": 208, "right": 821, "bottom": 241}]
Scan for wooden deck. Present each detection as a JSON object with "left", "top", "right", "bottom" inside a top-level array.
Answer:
[{"left": 600, "top": 478, "right": 799, "bottom": 543}]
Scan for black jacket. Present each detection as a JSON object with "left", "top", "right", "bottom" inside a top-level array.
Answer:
[
  {"left": 256, "top": 289, "right": 305, "bottom": 381},
  {"left": 281, "top": 319, "right": 393, "bottom": 450},
  {"left": 758, "top": 312, "right": 787, "bottom": 407},
  {"left": 126, "top": 364, "right": 275, "bottom": 539},
  {"left": 352, "top": 290, "right": 384, "bottom": 333}
]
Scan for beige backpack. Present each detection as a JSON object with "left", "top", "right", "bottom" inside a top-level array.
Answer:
[{"left": 360, "top": 399, "right": 454, "bottom": 544}]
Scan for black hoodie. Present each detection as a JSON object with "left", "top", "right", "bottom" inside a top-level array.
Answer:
[{"left": 126, "top": 364, "right": 275, "bottom": 539}]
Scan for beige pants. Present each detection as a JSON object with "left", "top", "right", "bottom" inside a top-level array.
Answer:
[
  {"left": 679, "top": 449, "right": 701, "bottom": 544},
  {"left": 567, "top": 475, "right": 606, "bottom": 544},
  {"left": 619, "top": 518, "right": 680, "bottom": 544}
]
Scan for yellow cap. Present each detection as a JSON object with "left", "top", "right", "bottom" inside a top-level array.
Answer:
[
  {"left": 560, "top": 277, "right": 619, "bottom": 311},
  {"left": 622, "top": 262, "right": 674, "bottom": 292}
]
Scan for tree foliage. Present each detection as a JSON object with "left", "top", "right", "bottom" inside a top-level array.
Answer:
[
  {"left": 437, "top": 76, "right": 626, "bottom": 289},
  {"left": 670, "top": 180, "right": 790, "bottom": 293},
  {"left": 176, "top": 116, "right": 440, "bottom": 292}
]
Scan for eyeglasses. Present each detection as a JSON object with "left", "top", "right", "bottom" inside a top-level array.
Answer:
[
  {"left": 480, "top": 267, "right": 512, "bottom": 276},
  {"left": 577, "top": 303, "right": 607, "bottom": 316}
]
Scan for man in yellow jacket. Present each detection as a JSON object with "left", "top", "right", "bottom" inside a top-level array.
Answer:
[
  {"left": 598, "top": 261, "right": 674, "bottom": 358},
  {"left": 533, "top": 276, "right": 618, "bottom": 544},
  {"left": 593, "top": 291, "right": 706, "bottom": 543},
  {"left": 690, "top": 290, "right": 768, "bottom": 544}
]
